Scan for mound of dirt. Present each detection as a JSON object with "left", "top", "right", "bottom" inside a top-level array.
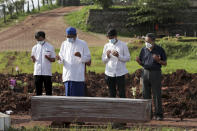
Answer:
[{"left": 0, "top": 69, "right": 197, "bottom": 119}]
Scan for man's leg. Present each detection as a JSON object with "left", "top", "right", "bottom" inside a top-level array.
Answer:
[
  {"left": 43, "top": 76, "right": 52, "bottom": 95},
  {"left": 105, "top": 75, "right": 116, "bottom": 97},
  {"left": 150, "top": 71, "right": 163, "bottom": 120},
  {"left": 142, "top": 70, "right": 153, "bottom": 119},
  {"left": 117, "top": 75, "right": 126, "bottom": 98},
  {"left": 64, "top": 81, "right": 71, "bottom": 96},
  {"left": 70, "top": 82, "right": 85, "bottom": 96},
  {"left": 142, "top": 70, "right": 151, "bottom": 99},
  {"left": 34, "top": 75, "right": 43, "bottom": 96}
]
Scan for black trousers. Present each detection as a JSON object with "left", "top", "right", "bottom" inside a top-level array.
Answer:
[
  {"left": 105, "top": 75, "right": 125, "bottom": 98},
  {"left": 142, "top": 69, "right": 163, "bottom": 118},
  {"left": 34, "top": 75, "right": 52, "bottom": 96}
]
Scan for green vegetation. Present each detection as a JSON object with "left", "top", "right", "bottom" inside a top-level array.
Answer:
[
  {"left": 0, "top": 37, "right": 197, "bottom": 74},
  {"left": 64, "top": 5, "right": 100, "bottom": 31},
  {"left": 64, "top": 5, "right": 130, "bottom": 33},
  {"left": 128, "top": 0, "right": 189, "bottom": 26},
  {"left": 93, "top": 0, "right": 113, "bottom": 9},
  {"left": 0, "top": 4, "right": 59, "bottom": 29}
]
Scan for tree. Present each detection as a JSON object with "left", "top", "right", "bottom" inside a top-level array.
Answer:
[
  {"left": 42, "top": 0, "right": 45, "bottom": 6},
  {"left": 127, "top": 0, "right": 190, "bottom": 34},
  {"left": 5, "top": 0, "right": 14, "bottom": 18},
  {"left": 31, "top": 0, "right": 35, "bottom": 10},
  {"left": 27, "top": 0, "right": 30, "bottom": 13},
  {"left": 93, "top": 0, "right": 113, "bottom": 9},
  {"left": 38, "top": 0, "right": 40, "bottom": 11}
]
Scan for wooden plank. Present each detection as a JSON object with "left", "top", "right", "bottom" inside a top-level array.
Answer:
[{"left": 31, "top": 96, "right": 152, "bottom": 123}]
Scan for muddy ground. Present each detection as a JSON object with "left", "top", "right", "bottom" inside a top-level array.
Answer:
[{"left": 0, "top": 69, "right": 197, "bottom": 120}]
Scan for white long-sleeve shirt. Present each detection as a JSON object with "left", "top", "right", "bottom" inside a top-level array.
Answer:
[
  {"left": 58, "top": 38, "right": 91, "bottom": 82},
  {"left": 31, "top": 42, "right": 56, "bottom": 76},
  {"left": 102, "top": 40, "right": 130, "bottom": 77}
]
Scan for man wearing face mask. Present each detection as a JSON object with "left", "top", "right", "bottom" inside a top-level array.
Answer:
[
  {"left": 31, "top": 31, "right": 56, "bottom": 96},
  {"left": 56, "top": 27, "right": 91, "bottom": 96},
  {"left": 136, "top": 33, "right": 167, "bottom": 121},
  {"left": 102, "top": 29, "right": 130, "bottom": 98}
]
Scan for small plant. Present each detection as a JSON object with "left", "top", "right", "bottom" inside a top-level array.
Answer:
[
  {"left": 131, "top": 87, "right": 137, "bottom": 99},
  {"left": 9, "top": 78, "right": 16, "bottom": 90},
  {"left": 93, "top": 0, "right": 113, "bottom": 9}
]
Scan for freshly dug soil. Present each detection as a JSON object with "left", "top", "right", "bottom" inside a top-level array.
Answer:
[{"left": 0, "top": 69, "right": 197, "bottom": 119}]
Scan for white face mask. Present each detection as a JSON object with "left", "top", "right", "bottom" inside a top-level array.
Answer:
[
  {"left": 145, "top": 42, "right": 152, "bottom": 49},
  {"left": 38, "top": 41, "right": 45, "bottom": 45},
  {"left": 109, "top": 39, "right": 116, "bottom": 44},
  {"left": 67, "top": 38, "right": 75, "bottom": 43}
]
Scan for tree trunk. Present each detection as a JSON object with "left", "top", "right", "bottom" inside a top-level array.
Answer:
[
  {"left": 11, "top": 0, "right": 18, "bottom": 15},
  {"left": 31, "top": 0, "right": 35, "bottom": 11},
  {"left": 3, "top": 5, "right": 6, "bottom": 23},
  {"left": 50, "top": 0, "right": 53, "bottom": 5},
  {"left": 23, "top": 1, "right": 25, "bottom": 13},
  {"left": 38, "top": 0, "right": 40, "bottom": 11},
  {"left": 27, "top": 1, "right": 30, "bottom": 13},
  {"left": 42, "top": 0, "right": 45, "bottom": 6}
]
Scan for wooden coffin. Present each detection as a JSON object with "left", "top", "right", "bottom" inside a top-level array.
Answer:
[{"left": 31, "top": 96, "right": 152, "bottom": 123}]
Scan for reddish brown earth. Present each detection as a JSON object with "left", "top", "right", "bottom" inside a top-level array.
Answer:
[
  {"left": 0, "top": 6, "right": 196, "bottom": 129},
  {"left": 0, "top": 70, "right": 197, "bottom": 128},
  {"left": 0, "top": 6, "right": 131, "bottom": 51}
]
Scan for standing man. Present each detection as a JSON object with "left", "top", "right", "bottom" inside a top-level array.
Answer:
[
  {"left": 31, "top": 31, "right": 56, "bottom": 96},
  {"left": 136, "top": 33, "right": 167, "bottom": 121},
  {"left": 56, "top": 27, "right": 91, "bottom": 96},
  {"left": 102, "top": 29, "right": 130, "bottom": 98}
]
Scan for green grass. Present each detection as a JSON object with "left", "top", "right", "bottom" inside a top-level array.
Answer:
[
  {"left": 0, "top": 38, "right": 197, "bottom": 74},
  {"left": 0, "top": 4, "right": 60, "bottom": 30},
  {"left": 0, "top": 13, "right": 28, "bottom": 29},
  {"left": 64, "top": 5, "right": 100, "bottom": 31}
]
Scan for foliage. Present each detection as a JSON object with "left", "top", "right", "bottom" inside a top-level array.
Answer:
[
  {"left": 64, "top": 6, "right": 99, "bottom": 31},
  {"left": 127, "top": 0, "right": 190, "bottom": 32},
  {"left": 93, "top": 0, "right": 113, "bottom": 9},
  {"left": 0, "top": 38, "right": 197, "bottom": 74},
  {"left": 80, "top": 0, "right": 94, "bottom": 5},
  {"left": 0, "top": 4, "right": 59, "bottom": 29}
]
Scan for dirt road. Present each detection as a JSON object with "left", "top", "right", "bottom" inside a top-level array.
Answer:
[
  {"left": 0, "top": 6, "right": 131, "bottom": 51},
  {"left": 11, "top": 115, "right": 197, "bottom": 129}
]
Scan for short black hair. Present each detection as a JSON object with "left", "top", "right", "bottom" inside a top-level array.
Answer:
[
  {"left": 107, "top": 29, "right": 117, "bottom": 37},
  {"left": 35, "top": 31, "right": 45, "bottom": 39},
  {"left": 146, "top": 33, "right": 156, "bottom": 41}
]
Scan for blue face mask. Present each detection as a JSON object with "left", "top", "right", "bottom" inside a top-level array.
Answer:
[
  {"left": 67, "top": 38, "right": 75, "bottom": 43},
  {"left": 109, "top": 39, "right": 116, "bottom": 44}
]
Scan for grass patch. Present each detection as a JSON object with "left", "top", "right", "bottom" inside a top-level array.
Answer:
[
  {"left": 0, "top": 4, "right": 60, "bottom": 30},
  {"left": 64, "top": 5, "right": 100, "bottom": 31},
  {"left": 0, "top": 38, "right": 197, "bottom": 74}
]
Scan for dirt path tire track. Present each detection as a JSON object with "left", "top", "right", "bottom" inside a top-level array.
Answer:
[
  {"left": 0, "top": 6, "right": 132, "bottom": 51},
  {"left": 0, "top": 7, "right": 81, "bottom": 51}
]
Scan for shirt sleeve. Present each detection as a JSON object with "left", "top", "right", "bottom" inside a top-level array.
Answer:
[
  {"left": 160, "top": 47, "right": 167, "bottom": 61},
  {"left": 51, "top": 46, "right": 56, "bottom": 58},
  {"left": 139, "top": 48, "right": 144, "bottom": 66},
  {"left": 118, "top": 43, "right": 130, "bottom": 62},
  {"left": 102, "top": 44, "right": 109, "bottom": 64},
  {"left": 31, "top": 46, "right": 36, "bottom": 57},
  {"left": 58, "top": 42, "right": 64, "bottom": 64},
  {"left": 81, "top": 42, "right": 91, "bottom": 63}
]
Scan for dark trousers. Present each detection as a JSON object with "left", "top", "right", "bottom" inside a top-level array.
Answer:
[
  {"left": 34, "top": 75, "right": 52, "bottom": 96},
  {"left": 142, "top": 69, "right": 163, "bottom": 117},
  {"left": 105, "top": 75, "right": 125, "bottom": 98}
]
